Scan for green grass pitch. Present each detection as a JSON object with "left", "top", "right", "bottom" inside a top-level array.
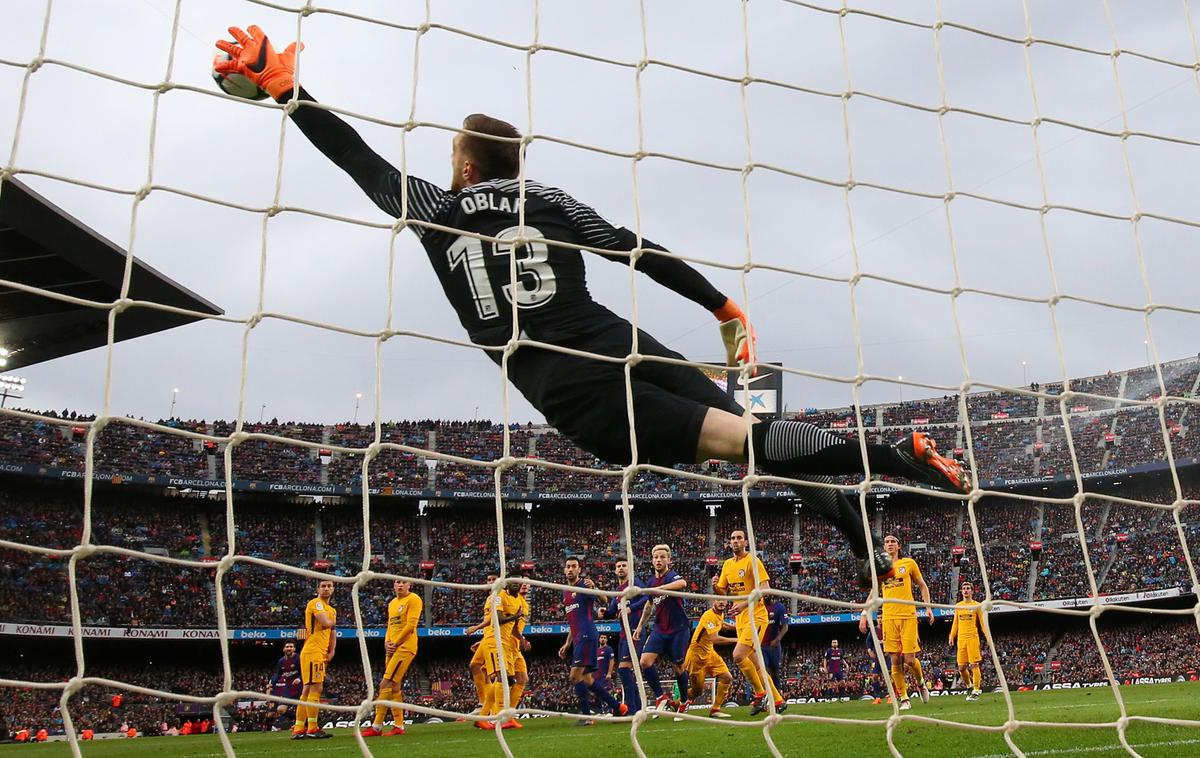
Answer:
[{"left": 6, "top": 683, "right": 1199, "bottom": 757}]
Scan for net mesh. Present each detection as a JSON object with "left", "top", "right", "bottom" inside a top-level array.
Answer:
[{"left": 0, "top": 1, "right": 1199, "bottom": 756}]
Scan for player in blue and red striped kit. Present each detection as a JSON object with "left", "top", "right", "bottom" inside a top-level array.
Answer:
[
  {"left": 762, "top": 598, "right": 790, "bottom": 695},
  {"left": 601, "top": 558, "right": 649, "bottom": 712},
  {"left": 558, "top": 557, "right": 628, "bottom": 725},
  {"left": 635, "top": 545, "right": 691, "bottom": 711},
  {"left": 823, "top": 639, "right": 846, "bottom": 681},
  {"left": 269, "top": 642, "right": 303, "bottom": 730}
]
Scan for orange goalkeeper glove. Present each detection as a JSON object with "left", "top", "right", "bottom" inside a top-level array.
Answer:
[
  {"left": 713, "top": 297, "right": 757, "bottom": 375},
  {"left": 213, "top": 25, "right": 302, "bottom": 101}
]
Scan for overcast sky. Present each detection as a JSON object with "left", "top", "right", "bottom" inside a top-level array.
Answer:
[{"left": 2, "top": 0, "right": 1199, "bottom": 426}]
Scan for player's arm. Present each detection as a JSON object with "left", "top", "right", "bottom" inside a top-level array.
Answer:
[
  {"left": 326, "top": 626, "right": 337, "bottom": 662},
  {"left": 948, "top": 611, "right": 958, "bottom": 645},
  {"left": 767, "top": 609, "right": 789, "bottom": 647},
  {"left": 558, "top": 628, "right": 573, "bottom": 659},
  {"left": 914, "top": 574, "right": 934, "bottom": 624},
  {"left": 552, "top": 194, "right": 757, "bottom": 369},
  {"left": 214, "top": 26, "right": 447, "bottom": 227},
  {"left": 633, "top": 603, "right": 652, "bottom": 641}
]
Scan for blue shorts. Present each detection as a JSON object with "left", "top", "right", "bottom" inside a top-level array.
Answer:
[
  {"left": 643, "top": 628, "right": 689, "bottom": 665},
  {"left": 829, "top": 667, "right": 845, "bottom": 681},
  {"left": 571, "top": 636, "right": 598, "bottom": 671},
  {"left": 618, "top": 634, "right": 644, "bottom": 663},
  {"left": 762, "top": 645, "right": 781, "bottom": 671}
]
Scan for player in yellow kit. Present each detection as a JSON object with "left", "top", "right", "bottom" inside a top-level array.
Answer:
[
  {"left": 859, "top": 535, "right": 933, "bottom": 711},
  {"left": 679, "top": 599, "right": 737, "bottom": 719},
  {"left": 295, "top": 579, "right": 336, "bottom": 739},
  {"left": 467, "top": 573, "right": 499, "bottom": 711},
  {"left": 949, "top": 581, "right": 987, "bottom": 701},
  {"left": 363, "top": 579, "right": 423, "bottom": 737},
  {"left": 509, "top": 582, "right": 532, "bottom": 724},
  {"left": 465, "top": 580, "right": 524, "bottom": 730},
  {"left": 713, "top": 529, "right": 786, "bottom": 716}
]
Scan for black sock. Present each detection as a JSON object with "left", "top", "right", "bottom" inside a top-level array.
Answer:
[
  {"left": 746, "top": 419, "right": 903, "bottom": 476},
  {"left": 788, "top": 475, "right": 872, "bottom": 558}
]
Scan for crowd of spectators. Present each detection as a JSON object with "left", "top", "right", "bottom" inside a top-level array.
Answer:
[
  {"left": 3, "top": 357, "right": 1199, "bottom": 495},
  {"left": 2, "top": 473, "right": 1197, "bottom": 631}
]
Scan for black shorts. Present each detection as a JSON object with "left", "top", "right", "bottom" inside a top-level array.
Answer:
[{"left": 502, "top": 322, "right": 743, "bottom": 465}]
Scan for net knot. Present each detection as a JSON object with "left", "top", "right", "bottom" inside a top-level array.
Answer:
[
  {"left": 265, "top": 204, "right": 283, "bottom": 218},
  {"left": 937, "top": 104, "right": 950, "bottom": 116},
  {"left": 133, "top": 185, "right": 152, "bottom": 202},
  {"left": 417, "top": 23, "right": 431, "bottom": 35},
  {"left": 299, "top": 3, "right": 316, "bottom": 16},
  {"left": 944, "top": 190, "right": 956, "bottom": 202},
  {"left": 111, "top": 297, "right": 134, "bottom": 315},
  {"left": 627, "top": 351, "right": 643, "bottom": 367},
  {"left": 845, "top": 179, "right": 857, "bottom": 191},
  {"left": 1023, "top": 36, "right": 1034, "bottom": 47},
  {"left": 1110, "top": 48, "right": 1121, "bottom": 59},
  {"left": 246, "top": 312, "right": 264, "bottom": 329},
  {"left": 27, "top": 56, "right": 44, "bottom": 73},
  {"left": 1031, "top": 116, "right": 1043, "bottom": 128},
  {"left": 73, "top": 543, "right": 99, "bottom": 560},
  {"left": 1130, "top": 211, "right": 1142, "bottom": 223},
  {"left": 154, "top": 80, "right": 174, "bottom": 95}
]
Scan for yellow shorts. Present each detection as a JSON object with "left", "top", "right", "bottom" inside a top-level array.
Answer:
[
  {"left": 684, "top": 649, "right": 729, "bottom": 679},
  {"left": 481, "top": 644, "right": 517, "bottom": 679},
  {"left": 470, "top": 642, "right": 488, "bottom": 667},
  {"left": 384, "top": 649, "right": 416, "bottom": 682},
  {"left": 956, "top": 637, "right": 981, "bottom": 665},
  {"left": 735, "top": 606, "right": 770, "bottom": 647},
  {"left": 882, "top": 617, "right": 920, "bottom": 655},
  {"left": 300, "top": 653, "right": 326, "bottom": 686},
  {"left": 514, "top": 651, "right": 527, "bottom": 675}
]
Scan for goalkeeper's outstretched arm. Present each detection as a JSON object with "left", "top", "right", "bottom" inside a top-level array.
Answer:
[{"left": 215, "top": 25, "right": 446, "bottom": 230}]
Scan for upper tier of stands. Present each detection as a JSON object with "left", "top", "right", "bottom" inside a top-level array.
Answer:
[{"left": 2, "top": 356, "right": 1198, "bottom": 495}]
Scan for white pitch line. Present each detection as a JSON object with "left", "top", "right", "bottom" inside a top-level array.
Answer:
[{"left": 966, "top": 737, "right": 1200, "bottom": 758}]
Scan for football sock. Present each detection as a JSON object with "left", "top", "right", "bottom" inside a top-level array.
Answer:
[
  {"left": 481, "top": 679, "right": 496, "bottom": 716},
  {"left": 911, "top": 659, "right": 926, "bottom": 689},
  {"left": 737, "top": 657, "right": 765, "bottom": 697},
  {"left": 491, "top": 681, "right": 508, "bottom": 713},
  {"left": 590, "top": 680, "right": 622, "bottom": 713},
  {"left": 891, "top": 664, "right": 908, "bottom": 701},
  {"left": 373, "top": 685, "right": 392, "bottom": 729},
  {"left": 766, "top": 670, "right": 783, "bottom": 703},
  {"left": 972, "top": 666, "right": 982, "bottom": 691},
  {"left": 747, "top": 422, "right": 878, "bottom": 557},
  {"left": 511, "top": 681, "right": 525, "bottom": 708},
  {"left": 473, "top": 667, "right": 488, "bottom": 704},
  {"left": 574, "top": 681, "right": 592, "bottom": 715},
  {"left": 714, "top": 677, "right": 730, "bottom": 708},
  {"left": 642, "top": 665, "right": 663, "bottom": 698},
  {"left": 676, "top": 670, "right": 690, "bottom": 702},
  {"left": 749, "top": 420, "right": 906, "bottom": 477},
  {"left": 302, "top": 690, "right": 316, "bottom": 729},
  {"left": 617, "top": 668, "right": 642, "bottom": 711}
]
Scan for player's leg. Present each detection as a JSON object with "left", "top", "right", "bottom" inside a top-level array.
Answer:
[
  {"left": 617, "top": 637, "right": 643, "bottom": 712},
  {"left": 469, "top": 645, "right": 488, "bottom": 708},
  {"left": 512, "top": 653, "right": 528, "bottom": 709},
  {"left": 883, "top": 621, "right": 909, "bottom": 707},
  {"left": 638, "top": 641, "right": 666, "bottom": 701},
  {"left": 713, "top": 670, "right": 733, "bottom": 716},
  {"left": 903, "top": 620, "right": 928, "bottom": 703},
  {"left": 388, "top": 652, "right": 415, "bottom": 734}
]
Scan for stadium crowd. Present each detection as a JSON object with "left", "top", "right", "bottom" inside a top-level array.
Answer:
[{"left": 2, "top": 357, "right": 1199, "bottom": 497}]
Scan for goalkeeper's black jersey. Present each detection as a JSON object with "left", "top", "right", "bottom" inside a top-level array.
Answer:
[
  {"left": 286, "top": 90, "right": 727, "bottom": 348},
  {"left": 372, "top": 175, "right": 648, "bottom": 347}
]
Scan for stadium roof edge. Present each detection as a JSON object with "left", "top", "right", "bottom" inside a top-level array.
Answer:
[{"left": 0, "top": 177, "right": 223, "bottom": 370}]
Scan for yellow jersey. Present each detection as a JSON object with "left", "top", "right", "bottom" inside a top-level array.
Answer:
[
  {"left": 881, "top": 557, "right": 922, "bottom": 619},
  {"left": 716, "top": 553, "right": 770, "bottom": 598},
  {"left": 950, "top": 600, "right": 983, "bottom": 641},
  {"left": 482, "top": 591, "right": 523, "bottom": 648},
  {"left": 386, "top": 592, "right": 423, "bottom": 653},
  {"left": 303, "top": 597, "right": 336, "bottom": 655},
  {"left": 689, "top": 607, "right": 725, "bottom": 657}
]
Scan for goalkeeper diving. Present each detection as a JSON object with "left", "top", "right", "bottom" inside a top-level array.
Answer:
[{"left": 213, "top": 26, "right": 970, "bottom": 585}]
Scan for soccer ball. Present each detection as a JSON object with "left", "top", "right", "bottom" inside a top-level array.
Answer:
[{"left": 211, "top": 52, "right": 268, "bottom": 101}]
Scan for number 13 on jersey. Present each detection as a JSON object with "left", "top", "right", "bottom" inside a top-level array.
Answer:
[{"left": 446, "top": 225, "right": 557, "bottom": 320}]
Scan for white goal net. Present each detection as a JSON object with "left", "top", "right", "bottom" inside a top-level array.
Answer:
[{"left": 1, "top": 1, "right": 1200, "bottom": 757}]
